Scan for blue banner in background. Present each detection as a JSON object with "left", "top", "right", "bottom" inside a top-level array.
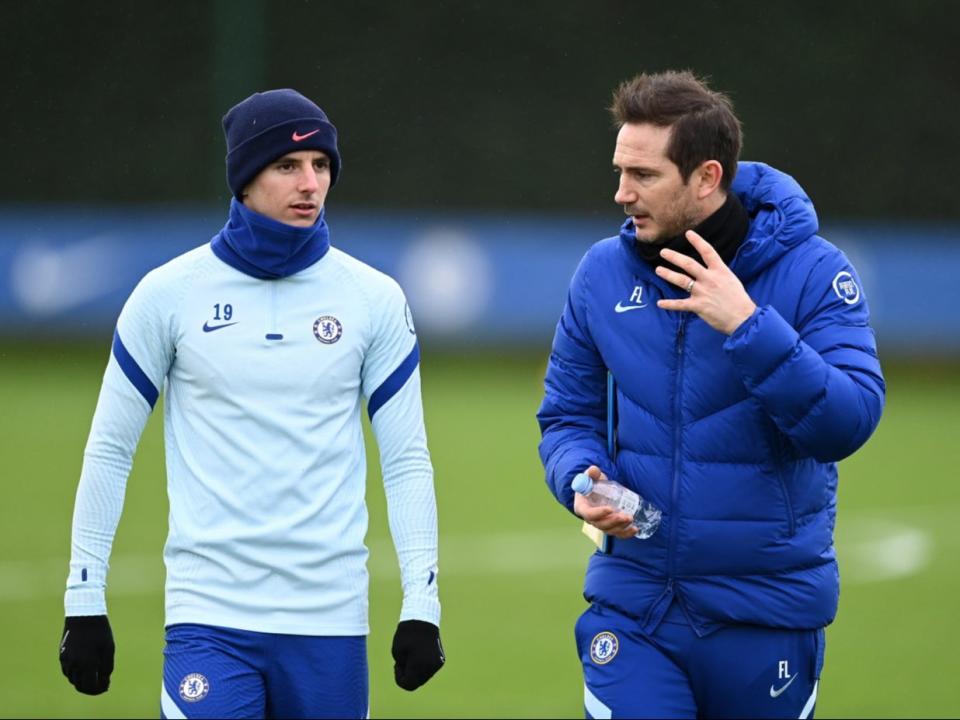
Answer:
[{"left": 0, "top": 207, "right": 957, "bottom": 353}]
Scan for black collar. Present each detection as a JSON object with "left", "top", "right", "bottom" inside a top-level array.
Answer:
[{"left": 634, "top": 192, "right": 749, "bottom": 273}]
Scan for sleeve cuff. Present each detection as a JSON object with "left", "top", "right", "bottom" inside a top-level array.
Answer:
[
  {"left": 400, "top": 596, "right": 441, "bottom": 626},
  {"left": 64, "top": 588, "right": 107, "bottom": 616},
  {"left": 723, "top": 305, "right": 799, "bottom": 387}
]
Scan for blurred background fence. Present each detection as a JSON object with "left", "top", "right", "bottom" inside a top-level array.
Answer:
[
  {"left": 3, "top": 0, "right": 959, "bottom": 353},
  {"left": 2, "top": 1, "right": 959, "bottom": 718},
  {"left": 2, "top": 208, "right": 959, "bottom": 353}
]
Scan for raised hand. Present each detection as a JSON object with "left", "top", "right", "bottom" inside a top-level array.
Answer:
[{"left": 655, "top": 230, "right": 757, "bottom": 335}]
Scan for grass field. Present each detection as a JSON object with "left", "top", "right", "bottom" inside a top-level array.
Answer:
[{"left": 1, "top": 342, "right": 958, "bottom": 718}]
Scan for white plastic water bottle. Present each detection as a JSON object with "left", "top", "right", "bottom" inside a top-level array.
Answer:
[{"left": 572, "top": 472, "right": 662, "bottom": 540}]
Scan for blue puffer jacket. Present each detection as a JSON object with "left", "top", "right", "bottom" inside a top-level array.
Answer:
[{"left": 537, "top": 162, "right": 885, "bottom": 634}]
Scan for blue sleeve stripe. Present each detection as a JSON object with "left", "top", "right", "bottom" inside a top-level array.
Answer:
[
  {"left": 112, "top": 329, "right": 159, "bottom": 409},
  {"left": 368, "top": 342, "right": 420, "bottom": 420}
]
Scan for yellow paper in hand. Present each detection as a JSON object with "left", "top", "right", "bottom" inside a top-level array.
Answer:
[{"left": 581, "top": 520, "right": 605, "bottom": 548}]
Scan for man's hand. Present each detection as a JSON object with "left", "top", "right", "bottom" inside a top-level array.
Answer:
[
  {"left": 59, "top": 615, "right": 115, "bottom": 695},
  {"left": 391, "top": 620, "right": 444, "bottom": 691},
  {"left": 655, "top": 230, "right": 757, "bottom": 335},
  {"left": 573, "top": 465, "right": 638, "bottom": 539}
]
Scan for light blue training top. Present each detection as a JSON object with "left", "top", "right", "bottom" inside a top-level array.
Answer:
[{"left": 65, "top": 242, "right": 439, "bottom": 635}]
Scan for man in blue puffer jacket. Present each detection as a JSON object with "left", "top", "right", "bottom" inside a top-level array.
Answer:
[{"left": 537, "top": 71, "right": 884, "bottom": 719}]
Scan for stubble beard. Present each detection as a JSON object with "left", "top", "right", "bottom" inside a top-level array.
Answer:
[
  {"left": 632, "top": 185, "right": 702, "bottom": 244},
  {"left": 635, "top": 205, "right": 701, "bottom": 245}
]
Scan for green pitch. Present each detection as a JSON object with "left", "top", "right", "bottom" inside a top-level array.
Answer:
[{"left": 0, "top": 342, "right": 958, "bottom": 718}]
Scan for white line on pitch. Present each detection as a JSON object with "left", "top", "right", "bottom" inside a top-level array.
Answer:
[{"left": 2, "top": 512, "right": 940, "bottom": 602}]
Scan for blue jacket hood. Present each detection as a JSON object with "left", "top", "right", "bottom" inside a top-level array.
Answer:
[{"left": 731, "top": 161, "right": 820, "bottom": 281}]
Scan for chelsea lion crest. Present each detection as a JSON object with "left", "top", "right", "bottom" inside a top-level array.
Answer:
[
  {"left": 590, "top": 631, "right": 619, "bottom": 664},
  {"left": 313, "top": 315, "right": 343, "bottom": 344},
  {"left": 179, "top": 672, "right": 209, "bottom": 702}
]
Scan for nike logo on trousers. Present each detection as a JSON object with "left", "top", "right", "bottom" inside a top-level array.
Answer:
[{"left": 770, "top": 673, "right": 799, "bottom": 698}]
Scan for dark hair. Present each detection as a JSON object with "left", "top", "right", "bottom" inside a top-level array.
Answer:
[{"left": 610, "top": 71, "right": 742, "bottom": 190}]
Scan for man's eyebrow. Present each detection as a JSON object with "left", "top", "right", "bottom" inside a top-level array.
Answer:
[
  {"left": 273, "top": 153, "right": 329, "bottom": 165},
  {"left": 614, "top": 162, "right": 658, "bottom": 173}
]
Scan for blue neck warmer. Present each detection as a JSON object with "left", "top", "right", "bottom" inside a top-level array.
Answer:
[{"left": 210, "top": 198, "right": 331, "bottom": 279}]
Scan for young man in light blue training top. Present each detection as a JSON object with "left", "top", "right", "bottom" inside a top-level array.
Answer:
[{"left": 59, "top": 89, "right": 444, "bottom": 718}]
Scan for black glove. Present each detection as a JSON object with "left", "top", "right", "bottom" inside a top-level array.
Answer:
[
  {"left": 59, "top": 615, "right": 115, "bottom": 695},
  {"left": 391, "top": 620, "right": 445, "bottom": 691}
]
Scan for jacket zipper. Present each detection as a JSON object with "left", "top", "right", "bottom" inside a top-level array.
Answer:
[
  {"left": 268, "top": 281, "right": 279, "bottom": 339},
  {"left": 667, "top": 316, "right": 687, "bottom": 580}
]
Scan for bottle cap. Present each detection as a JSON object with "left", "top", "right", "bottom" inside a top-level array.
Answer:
[{"left": 571, "top": 473, "right": 594, "bottom": 495}]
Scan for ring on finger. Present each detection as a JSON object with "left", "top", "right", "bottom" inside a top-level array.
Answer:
[{"left": 686, "top": 279, "right": 696, "bottom": 293}]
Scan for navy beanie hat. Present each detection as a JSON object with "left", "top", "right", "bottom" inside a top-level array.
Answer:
[{"left": 222, "top": 89, "right": 341, "bottom": 199}]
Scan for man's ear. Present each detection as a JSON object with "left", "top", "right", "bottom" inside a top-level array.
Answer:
[{"left": 695, "top": 160, "right": 724, "bottom": 199}]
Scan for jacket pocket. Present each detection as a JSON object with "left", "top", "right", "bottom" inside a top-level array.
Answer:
[
  {"left": 776, "top": 467, "right": 796, "bottom": 536},
  {"left": 774, "top": 434, "right": 797, "bottom": 536}
]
